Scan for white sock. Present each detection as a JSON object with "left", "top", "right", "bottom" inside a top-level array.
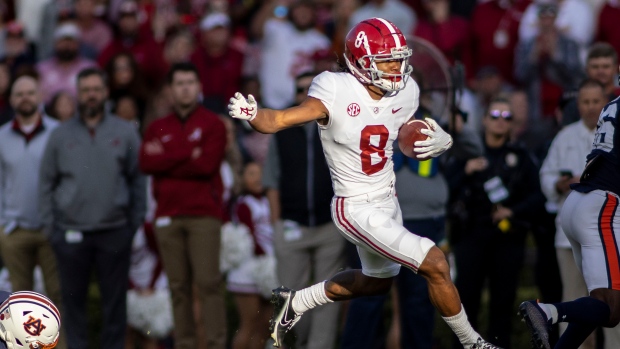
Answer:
[
  {"left": 442, "top": 305, "right": 481, "bottom": 346},
  {"left": 538, "top": 302, "right": 558, "bottom": 324},
  {"left": 291, "top": 281, "right": 333, "bottom": 314}
]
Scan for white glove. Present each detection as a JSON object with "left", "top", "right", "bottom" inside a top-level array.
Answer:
[
  {"left": 413, "top": 118, "right": 453, "bottom": 159},
  {"left": 228, "top": 92, "right": 258, "bottom": 121}
]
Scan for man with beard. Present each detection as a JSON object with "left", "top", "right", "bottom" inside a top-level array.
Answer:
[
  {"left": 39, "top": 68, "right": 146, "bottom": 349},
  {"left": 139, "top": 63, "right": 227, "bottom": 349},
  {"left": 0, "top": 75, "right": 65, "bottom": 349},
  {"left": 36, "top": 22, "right": 96, "bottom": 103},
  {"left": 561, "top": 43, "right": 620, "bottom": 127}
]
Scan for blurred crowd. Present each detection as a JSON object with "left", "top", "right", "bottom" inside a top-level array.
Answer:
[{"left": 1, "top": 0, "right": 620, "bottom": 348}]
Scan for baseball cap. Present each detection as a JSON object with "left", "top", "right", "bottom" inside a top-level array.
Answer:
[
  {"left": 54, "top": 23, "right": 81, "bottom": 41},
  {"left": 119, "top": 1, "right": 139, "bottom": 16},
  {"left": 200, "top": 13, "right": 230, "bottom": 31}
]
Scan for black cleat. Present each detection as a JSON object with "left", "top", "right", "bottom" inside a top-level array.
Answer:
[
  {"left": 518, "top": 300, "right": 551, "bottom": 349},
  {"left": 470, "top": 337, "right": 503, "bottom": 349},
  {"left": 269, "top": 286, "right": 303, "bottom": 348}
]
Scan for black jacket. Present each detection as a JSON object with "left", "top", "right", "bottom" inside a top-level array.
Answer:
[
  {"left": 275, "top": 125, "right": 334, "bottom": 227},
  {"left": 446, "top": 139, "right": 546, "bottom": 238}
]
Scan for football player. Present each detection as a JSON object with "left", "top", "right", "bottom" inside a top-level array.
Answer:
[
  {"left": 229, "top": 17, "right": 500, "bottom": 349},
  {"left": 0, "top": 291, "right": 61, "bottom": 349},
  {"left": 520, "top": 90, "right": 620, "bottom": 347}
]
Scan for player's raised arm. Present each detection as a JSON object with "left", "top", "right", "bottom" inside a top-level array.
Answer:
[{"left": 228, "top": 92, "right": 328, "bottom": 134}]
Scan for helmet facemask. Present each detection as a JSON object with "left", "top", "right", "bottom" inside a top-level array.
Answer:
[{"left": 345, "top": 46, "right": 413, "bottom": 92}]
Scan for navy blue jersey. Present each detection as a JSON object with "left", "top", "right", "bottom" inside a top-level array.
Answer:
[
  {"left": 573, "top": 97, "right": 620, "bottom": 195},
  {"left": 0, "top": 290, "right": 9, "bottom": 349}
]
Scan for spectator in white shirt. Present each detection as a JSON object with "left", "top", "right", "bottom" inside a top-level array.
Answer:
[{"left": 251, "top": 0, "right": 330, "bottom": 109}]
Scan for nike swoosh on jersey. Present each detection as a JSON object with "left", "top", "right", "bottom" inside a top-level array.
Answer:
[{"left": 392, "top": 107, "right": 402, "bottom": 114}]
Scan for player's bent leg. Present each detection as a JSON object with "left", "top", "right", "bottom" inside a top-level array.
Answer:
[
  {"left": 553, "top": 294, "right": 611, "bottom": 349},
  {"left": 325, "top": 270, "right": 393, "bottom": 300},
  {"left": 268, "top": 271, "right": 393, "bottom": 348},
  {"left": 590, "top": 288, "right": 620, "bottom": 327},
  {"left": 417, "top": 246, "right": 501, "bottom": 349},
  {"left": 417, "top": 246, "right": 461, "bottom": 316},
  {"left": 416, "top": 246, "right": 502, "bottom": 348},
  {"left": 520, "top": 290, "right": 617, "bottom": 349}
]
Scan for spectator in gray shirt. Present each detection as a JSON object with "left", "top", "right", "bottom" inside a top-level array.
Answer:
[
  {"left": 39, "top": 67, "right": 146, "bottom": 349},
  {"left": 0, "top": 75, "right": 65, "bottom": 349}
]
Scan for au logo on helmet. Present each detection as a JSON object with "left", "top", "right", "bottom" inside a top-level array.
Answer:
[
  {"left": 23, "top": 316, "right": 46, "bottom": 336},
  {"left": 0, "top": 291, "right": 61, "bottom": 349}
]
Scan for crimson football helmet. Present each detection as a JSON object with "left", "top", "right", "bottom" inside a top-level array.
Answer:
[
  {"left": 0, "top": 291, "right": 61, "bottom": 349},
  {"left": 344, "top": 18, "right": 413, "bottom": 92}
]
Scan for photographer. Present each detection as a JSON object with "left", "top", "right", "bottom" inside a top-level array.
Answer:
[{"left": 446, "top": 96, "right": 545, "bottom": 348}]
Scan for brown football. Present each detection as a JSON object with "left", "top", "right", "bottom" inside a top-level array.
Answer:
[{"left": 398, "top": 119, "right": 431, "bottom": 160}]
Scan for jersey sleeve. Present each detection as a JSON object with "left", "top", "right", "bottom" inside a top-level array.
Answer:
[{"left": 308, "top": 71, "right": 336, "bottom": 129}]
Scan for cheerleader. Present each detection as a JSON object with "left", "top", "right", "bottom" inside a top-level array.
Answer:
[{"left": 228, "top": 162, "right": 274, "bottom": 349}]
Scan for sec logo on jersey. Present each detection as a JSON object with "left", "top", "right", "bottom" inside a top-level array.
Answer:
[{"left": 347, "top": 103, "right": 360, "bottom": 117}]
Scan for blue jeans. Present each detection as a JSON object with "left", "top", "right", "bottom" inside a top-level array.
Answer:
[{"left": 341, "top": 217, "right": 446, "bottom": 349}]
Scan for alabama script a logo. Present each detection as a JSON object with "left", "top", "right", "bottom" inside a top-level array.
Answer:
[{"left": 240, "top": 107, "right": 255, "bottom": 117}]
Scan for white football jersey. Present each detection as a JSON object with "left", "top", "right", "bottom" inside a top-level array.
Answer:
[{"left": 308, "top": 71, "right": 420, "bottom": 197}]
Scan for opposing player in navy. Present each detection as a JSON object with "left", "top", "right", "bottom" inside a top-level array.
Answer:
[
  {"left": 520, "top": 95, "right": 620, "bottom": 348},
  {"left": 229, "top": 17, "right": 500, "bottom": 349},
  {"left": 0, "top": 291, "right": 61, "bottom": 348}
]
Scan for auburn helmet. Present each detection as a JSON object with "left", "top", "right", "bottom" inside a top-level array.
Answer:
[
  {"left": 0, "top": 291, "right": 61, "bottom": 349},
  {"left": 344, "top": 18, "right": 413, "bottom": 92}
]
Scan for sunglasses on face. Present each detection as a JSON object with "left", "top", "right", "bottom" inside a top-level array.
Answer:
[{"left": 489, "top": 110, "right": 513, "bottom": 120}]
